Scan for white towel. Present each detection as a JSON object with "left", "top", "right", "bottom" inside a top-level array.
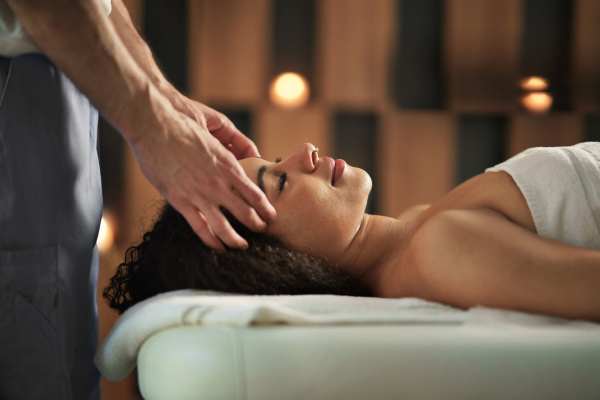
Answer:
[
  {"left": 487, "top": 142, "right": 600, "bottom": 250},
  {"left": 95, "top": 290, "right": 465, "bottom": 381},
  {"left": 95, "top": 290, "right": 600, "bottom": 382}
]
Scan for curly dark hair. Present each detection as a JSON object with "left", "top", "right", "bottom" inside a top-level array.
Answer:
[{"left": 103, "top": 202, "right": 371, "bottom": 314}]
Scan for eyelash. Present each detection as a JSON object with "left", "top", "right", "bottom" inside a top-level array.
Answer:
[
  {"left": 278, "top": 173, "right": 287, "bottom": 192},
  {"left": 273, "top": 157, "right": 286, "bottom": 192}
]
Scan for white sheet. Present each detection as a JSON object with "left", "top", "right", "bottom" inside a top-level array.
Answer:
[
  {"left": 95, "top": 290, "right": 466, "bottom": 381},
  {"left": 95, "top": 289, "right": 600, "bottom": 382}
]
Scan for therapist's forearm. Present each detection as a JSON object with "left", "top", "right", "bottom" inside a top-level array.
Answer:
[
  {"left": 108, "top": 0, "right": 178, "bottom": 98},
  {"left": 5, "top": 0, "right": 171, "bottom": 144}
]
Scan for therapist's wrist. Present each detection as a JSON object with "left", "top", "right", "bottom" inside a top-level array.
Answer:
[{"left": 113, "top": 80, "right": 178, "bottom": 146}]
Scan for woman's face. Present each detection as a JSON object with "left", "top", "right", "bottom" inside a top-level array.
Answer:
[{"left": 240, "top": 143, "right": 372, "bottom": 263}]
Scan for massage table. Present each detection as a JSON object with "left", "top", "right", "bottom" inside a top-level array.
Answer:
[{"left": 96, "top": 290, "right": 600, "bottom": 399}]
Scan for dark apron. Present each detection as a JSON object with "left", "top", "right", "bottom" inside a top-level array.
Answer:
[{"left": 0, "top": 54, "right": 102, "bottom": 400}]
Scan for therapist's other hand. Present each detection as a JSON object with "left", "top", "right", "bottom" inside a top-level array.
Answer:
[{"left": 129, "top": 99, "right": 276, "bottom": 252}]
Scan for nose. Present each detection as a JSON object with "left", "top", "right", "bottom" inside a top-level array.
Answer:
[{"left": 283, "top": 143, "right": 318, "bottom": 173}]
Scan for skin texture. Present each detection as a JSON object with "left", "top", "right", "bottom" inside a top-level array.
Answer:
[
  {"left": 239, "top": 143, "right": 371, "bottom": 263},
  {"left": 6, "top": 0, "right": 276, "bottom": 251},
  {"left": 240, "top": 144, "right": 600, "bottom": 322}
]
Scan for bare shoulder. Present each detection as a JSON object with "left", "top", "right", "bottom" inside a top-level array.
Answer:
[
  {"left": 405, "top": 208, "right": 536, "bottom": 304},
  {"left": 404, "top": 208, "right": 600, "bottom": 319},
  {"left": 406, "top": 208, "right": 499, "bottom": 269},
  {"left": 420, "top": 171, "right": 536, "bottom": 234}
]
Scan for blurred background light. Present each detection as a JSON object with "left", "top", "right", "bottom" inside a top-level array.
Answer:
[
  {"left": 520, "top": 76, "right": 549, "bottom": 91},
  {"left": 97, "top": 213, "right": 115, "bottom": 254},
  {"left": 521, "top": 92, "right": 553, "bottom": 113},
  {"left": 269, "top": 72, "right": 310, "bottom": 108}
]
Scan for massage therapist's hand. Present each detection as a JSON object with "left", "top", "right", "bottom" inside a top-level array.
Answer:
[
  {"left": 168, "top": 92, "right": 260, "bottom": 160},
  {"left": 4, "top": 0, "right": 275, "bottom": 251},
  {"left": 129, "top": 99, "right": 276, "bottom": 252}
]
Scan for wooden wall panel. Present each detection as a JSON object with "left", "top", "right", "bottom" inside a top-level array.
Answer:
[
  {"left": 457, "top": 115, "right": 506, "bottom": 182},
  {"left": 255, "top": 106, "right": 331, "bottom": 162},
  {"left": 572, "top": 0, "right": 600, "bottom": 112},
  {"left": 188, "top": 0, "right": 271, "bottom": 105},
  {"left": 445, "top": 0, "right": 522, "bottom": 112},
  {"left": 393, "top": 0, "right": 444, "bottom": 109},
  {"left": 508, "top": 114, "right": 583, "bottom": 156},
  {"left": 317, "top": 0, "right": 395, "bottom": 108},
  {"left": 379, "top": 112, "right": 455, "bottom": 218}
]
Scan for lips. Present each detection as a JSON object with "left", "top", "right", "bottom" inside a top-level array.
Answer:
[{"left": 331, "top": 158, "right": 346, "bottom": 186}]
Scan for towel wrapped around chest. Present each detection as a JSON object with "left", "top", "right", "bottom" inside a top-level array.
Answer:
[{"left": 486, "top": 142, "right": 600, "bottom": 250}]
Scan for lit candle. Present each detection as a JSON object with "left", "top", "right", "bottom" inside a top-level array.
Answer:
[{"left": 269, "top": 72, "right": 310, "bottom": 108}]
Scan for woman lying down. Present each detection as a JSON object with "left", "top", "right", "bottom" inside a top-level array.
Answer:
[{"left": 104, "top": 142, "right": 600, "bottom": 322}]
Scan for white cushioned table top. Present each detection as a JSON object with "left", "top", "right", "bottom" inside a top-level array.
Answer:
[{"left": 96, "top": 290, "right": 600, "bottom": 400}]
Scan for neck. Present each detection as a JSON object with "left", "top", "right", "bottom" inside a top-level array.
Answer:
[{"left": 339, "top": 214, "right": 416, "bottom": 297}]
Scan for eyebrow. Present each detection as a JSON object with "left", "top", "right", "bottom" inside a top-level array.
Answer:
[{"left": 257, "top": 165, "right": 267, "bottom": 194}]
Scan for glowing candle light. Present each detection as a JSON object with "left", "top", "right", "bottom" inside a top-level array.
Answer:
[
  {"left": 269, "top": 72, "right": 310, "bottom": 108},
  {"left": 521, "top": 92, "right": 553, "bottom": 113},
  {"left": 520, "top": 76, "right": 549, "bottom": 92}
]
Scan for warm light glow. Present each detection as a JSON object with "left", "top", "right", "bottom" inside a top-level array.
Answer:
[
  {"left": 269, "top": 72, "right": 310, "bottom": 108},
  {"left": 520, "top": 76, "right": 549, "bottom": 91},
  {"left": 97, "top": 215, "right": 115, "bottom": 253},
  {"left": 521, "top": 92, "right": 553, "bottom": 113}
]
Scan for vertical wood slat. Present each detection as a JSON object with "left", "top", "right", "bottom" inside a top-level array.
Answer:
[
  {"left": 521, "top": 0, "right": 573, "bottom": 111},
  {"left": 445, "top": 0, "right": 522, "bottom": 112},
  {"left": 508, "top": 115, "right": 583, "bottom": 157},
  {"left": 318, "top": 0, "right": 395, "bottom": 108},
  {"left": 457, "top": 115, "right": 507, "bottom": 183},
  {"left": 585, "top": 116, "right": 600, "bottom": 142},
  {"left": 379, "top": 112, "right": 455, "bottom": 218},
  {"left": 273, "top": 0, "right": 316, "bottom": 83},
  {"left": 392, "top": 0, "right": 444, "bottom": 109},
  {"left": 571, "top": 0, "right": 600, "bottom": 112},
  {"left": 334, "top": 113, "right": 378, "bottom": 213},
  {"left": 255, "top": 106, "right": 331, "bottom": 163},
  {"left": 144, "top": 0, "right": 188, "bottom": 92},
  {"left": 188, "top": 0, "right": 271, "bottom": 105}
]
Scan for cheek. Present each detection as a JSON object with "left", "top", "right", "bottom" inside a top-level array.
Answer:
[{"left": 271, "top": 186, "right": 358, "bottom": 258}]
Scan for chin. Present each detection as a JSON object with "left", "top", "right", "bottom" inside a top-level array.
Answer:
[{"left": 350, "top": 166, "right": 372, "bottom": 203}]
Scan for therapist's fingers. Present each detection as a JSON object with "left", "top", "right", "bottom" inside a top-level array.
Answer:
[
  {"left": 176, "top": 204, "right": 226, "bottom": 252},
  {"left": 128, "top": 101, "right": 274, "bottom": 250},
  {"left": 180, "top": 148, "right": 274, "bottom": 245},
  {"left": 226, "top": 128, "right": 261, "bottom": 159},
  {"left": 226, "top": 143, "right": 243, "bottom": 160},
  {"left": 200, "top": 203, "right": 253, "bottom": 250},
  {"left": 223, "top": 160, "right": 277, "bottom": 225},
  {"left": 205, "top": 110, "right": 261, "bottom": 159}
]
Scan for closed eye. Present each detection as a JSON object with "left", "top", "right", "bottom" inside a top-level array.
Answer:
[
  {"left": 278, "top": 173, "right": 287, "bottom": 192},
  {"left": 275, "top": 157, "right": 281, "bottom": 163}
]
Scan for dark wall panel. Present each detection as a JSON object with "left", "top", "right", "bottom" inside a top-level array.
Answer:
[
  {"left": 585, "top": 115, "right": 600, "bottom": 142},
  {"left": 144, "top": 0, "right": 188, "bottom": 93},
  {"left": 273, "top": 0, "right": 316, "bottom": 85},
  {"left": 334, "top": 113, "right": 378, "bottom": 214},
  {"left": 98, "top": 118, "right": 125, "bottom": 211},
  {"left": 391, "top": 0, "right": 444, "bottom": 109},
  {"left": 457, "top": 115, "right": 507, "bottom": 183},
  {"left": 521, "top": 0, "right": 573, "bottom": 111}
]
